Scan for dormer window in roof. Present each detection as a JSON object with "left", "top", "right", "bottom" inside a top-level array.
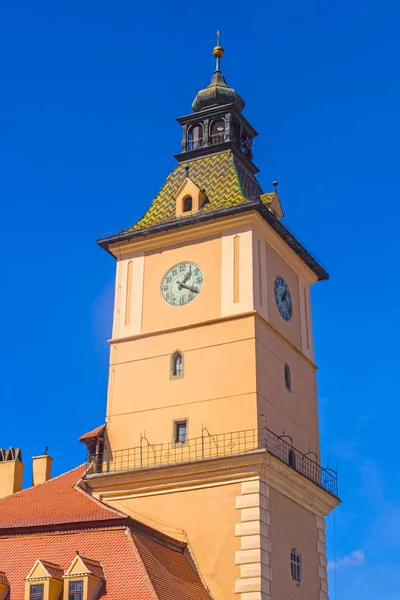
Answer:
[
  {"left": 183, "top": 196, "right": 192, "bottom": 213},
  {"left": 63, "top": 554, "right": 104, "bottom": 600},
  {"left": 175, "top": 177, "right": 208, "bottom": 218},
  {"left": 24, "top": 560, "right": 63, "bottom": 600}
]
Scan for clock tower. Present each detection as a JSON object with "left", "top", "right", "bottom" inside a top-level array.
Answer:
[{"left": 85, "top": 35, "right": 339, "bottom": 600}]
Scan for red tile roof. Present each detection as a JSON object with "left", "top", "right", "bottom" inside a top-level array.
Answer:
[
  {"left": 0, "top": 528, "right": 153, "bottom": 599},
  {"left": 0, "top": 571, "right": 8, "bottom": 586},
  {"left": 77, "top": 555, "right": 104, "bottom": 580},
  {"left": 131, "top": 530, "right": 211, "bottom": 600},
  {"left": 39, "top": 560, "right": 63, "bottom": 580},
  {"left": 0, "top": 465, "right": 126, "bottom": 531},
  {"left": 79, "top": 425, "right": 105, "bottom": 443},
  {"left": 0, "top": 464, "right": 211, "bottom": 600}
]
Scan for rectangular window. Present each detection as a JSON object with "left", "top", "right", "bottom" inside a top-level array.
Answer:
[
  {"left": 174, "top": 420, "right": 187, "bottom": 443},
  {"left": 69, "top": 580, "right": 84, "bottom": 600},
  {"left": 291, "top": 550, "right": 302, "bottom": 583},
  {"left": 30, "top": 585, "right": 44, "bottom": 600}
]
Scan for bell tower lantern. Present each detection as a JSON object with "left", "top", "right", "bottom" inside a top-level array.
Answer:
[{"left": 176, "top": 32, "right": 258, "bottom": 171}]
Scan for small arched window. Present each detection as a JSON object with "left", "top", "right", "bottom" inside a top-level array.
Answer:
[
  {"left": 284, "top": 363, "right": 291, "bottom": 391},
  {"left": 210, "top": 120, "right": 225, "bottom": 145},
  {"left": 183, "top": 196, "right": 192, "bottom": 212},
  {"left": 172, "top": 352, "right": 183, "bottom": 378},
  {"left": 187, "top": 124, "right": 203, "bottom": 151}
]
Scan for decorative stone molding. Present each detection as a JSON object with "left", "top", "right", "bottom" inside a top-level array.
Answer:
[
  {"left": 316, "top": 515, "right": 329, "bottom": 599},
  {"left": 235, "top": 478, "right": 272, "bottom": 600}
]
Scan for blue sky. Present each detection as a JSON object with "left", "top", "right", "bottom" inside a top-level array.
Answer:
[{"left": 1, "top": 1, "right": 399, "bottom": 598}]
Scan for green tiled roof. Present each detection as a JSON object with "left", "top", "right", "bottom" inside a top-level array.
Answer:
[{"left": 124, "top": 151, "right": 272, "bottom": 233}]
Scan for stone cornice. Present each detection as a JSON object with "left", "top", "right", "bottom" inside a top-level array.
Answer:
[{"left": 83, "top": 450, "right": 339, "bottom": 517}]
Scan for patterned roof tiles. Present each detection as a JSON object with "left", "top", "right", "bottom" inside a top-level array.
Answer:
[
  {"left": 78, "top": 555, "right": 104, "bottom": 580},
  {"left": 39, "top": 560, "right": 64, "bottom": 580},
  {"left": 125, "top": 151, "right": 265, "bottom": 233}
]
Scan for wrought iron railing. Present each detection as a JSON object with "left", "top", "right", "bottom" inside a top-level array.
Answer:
[
  {"left": 89, "top": 427, "right": 338, "bottom": 497},
  {"left": 210, "top": 133, "right": 225, "bottom": 145},
  {"left": 187, "top": 139, "right": 203, "bottom": 151}
]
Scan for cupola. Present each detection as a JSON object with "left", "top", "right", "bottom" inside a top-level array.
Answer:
[
  {"left": 192, "top": 32, "right": 245, "bottom": 113},
  {"left": 175, "top": 32, "right": 258, "bottom": 173}
]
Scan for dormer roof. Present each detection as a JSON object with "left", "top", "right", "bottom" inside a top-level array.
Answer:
[
  {"left": 66, "top": 554, "right": 104, "bottom": 580},
  {"left": 25, "top": 559, "right": 63, "bottom": 581}
]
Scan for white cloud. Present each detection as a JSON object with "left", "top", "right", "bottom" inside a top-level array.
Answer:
[{"left": 328, "top": 549, "right": 365, "bottom": 570}]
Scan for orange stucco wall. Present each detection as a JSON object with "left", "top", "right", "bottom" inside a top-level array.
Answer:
[
  {"left": 255, "top": 318, "right": 319, "bottom": 456},
  {"left": 106, "top": 481, "right": 242, "bottom": 600},
  {"left": 106, "top": 316, "right": 258, "bottom": 452},
  {"left": 270, "top": 488, "right": 320, "bottom": 599}
]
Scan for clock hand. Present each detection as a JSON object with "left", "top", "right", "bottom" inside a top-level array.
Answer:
[
  {"left": 178, "top": 282, "right": 199, "bottom": 293},
  {"left": 182, "top": 268, "right": 192, "bottom": 284}
]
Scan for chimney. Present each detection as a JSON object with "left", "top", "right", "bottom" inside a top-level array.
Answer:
[
  {"left": 0, "top": 448, "right": 24, "bottom": 498},
  {"left": 32, "top": 454, "right": 53, "bottom": 486}
]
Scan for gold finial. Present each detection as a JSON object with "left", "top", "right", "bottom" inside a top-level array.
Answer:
[{"left": 213, "top": 30, "right": 224, "bottom": 64}]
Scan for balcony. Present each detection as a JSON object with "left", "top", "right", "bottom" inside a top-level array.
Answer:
[{"left": 89, "top": 427, "right": 338, "bottom": 498}]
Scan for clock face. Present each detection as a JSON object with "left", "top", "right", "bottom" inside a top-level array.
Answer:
[
  {"left": 161, "top": 262, "right": 204, "bottom": 307},
  {"left": 274, "top": 276, "right": 293, "bottom": 321}
]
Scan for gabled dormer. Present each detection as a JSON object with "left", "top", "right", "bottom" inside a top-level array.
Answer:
[
  {"left": 63, "top": 554, "right": 104, "bottom": 600},
  {"left": 25, "top": 560, "right": 63, "bottom": 600},
  {"left": 175, "top": 32, "right": 259, "bottom": 174},
  {"left": 175, "top": 176, "right": 209, "bottom": 217}
]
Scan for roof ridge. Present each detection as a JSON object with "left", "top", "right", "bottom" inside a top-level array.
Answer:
[
  {"left": 74, "top": 475, "right": 128, "bottom": 520},
  {"left": 128, "top": 520, "right": 186, "bottom": 553},
  {"left": 125, "top": 528, "right": 159, "bottom": 600},
  {"left": 78, "top": 554, "right": 101, "bottom": 565}
]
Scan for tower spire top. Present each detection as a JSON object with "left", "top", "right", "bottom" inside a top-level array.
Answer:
[
  {"left": 213, "top": 30, "right": 224, "bottom": 73},
  {"left": 192, "top": 33, "right": 244, "bottom": 113}
]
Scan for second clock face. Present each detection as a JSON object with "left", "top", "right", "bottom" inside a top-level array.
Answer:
[
  {"left": 161, "top": 262, "right": 204, "bottom": 306},
  {"left": 274, "top": 276, "right": 293, "bottom": 321}
]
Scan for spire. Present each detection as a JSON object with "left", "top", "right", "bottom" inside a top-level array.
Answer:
[
  {"left": 213, "top": 31, "right": 224, "bottom": 73},
  {"left": 192, "top": 32, "right": 245, "bottom": 113}
]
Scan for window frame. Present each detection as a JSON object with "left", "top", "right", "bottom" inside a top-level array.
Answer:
[
  {"left": 183, "top": 196, "right": 193, "bottom": 213},
  {"left": 284, "top": 363, "right": 291, "bottom": 392},
  {"left": 171, "top": 351, "right": 184, "bottom": 379},
  {"left": 187, "top": 124, "right": 203, "bottom": 151},
  {"left": 173, "top": 419, "right": 188, "bottom": 444},
  {"left": 290, "top": 549, "right": 302, "bottom": 583},
  {"left": 30, "top": 584, "right": 44, "bottom": 600},
  {"left": 68, "top": 579, "right": 84, "bottom": 600},
  {"left": 210, "top": 119, "right": 226, "bottom": 145}
]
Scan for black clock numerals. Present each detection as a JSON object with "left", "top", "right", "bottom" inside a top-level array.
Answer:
[
  {"left": 160, "top": 262, "right": 204, "bottom": 307},
  {"left": 274, "top": 276, "right": 293, "bottom": 322}
]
